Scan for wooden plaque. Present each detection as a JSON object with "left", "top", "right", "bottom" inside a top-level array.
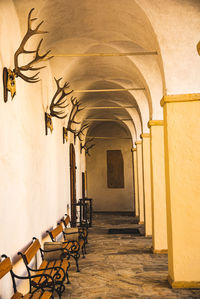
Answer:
[{"left": 107, "top": 150, "right": 124, "bottom": 188}]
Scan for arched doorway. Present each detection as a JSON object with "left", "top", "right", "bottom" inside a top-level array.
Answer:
[{"left": 70, "top": 143, "right": 76, "bottom": 227}]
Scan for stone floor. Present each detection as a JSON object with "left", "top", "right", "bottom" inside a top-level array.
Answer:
[{"left": 61, "top": 213, "right": 200, "bottom": 298}]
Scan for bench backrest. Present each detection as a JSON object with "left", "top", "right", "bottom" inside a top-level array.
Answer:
[
  {"left": 62, "top": 215, "right": 70, "bottom": 228},
  {"left": 0, "top": 257, "right": 12, "bottom": 279},
  {"left": 0, "top": 256, "right": 19, "bottom": 294},
  {"left": 23, "top": 238, "right": 41, "bottom": 264},
  {"left": 48, "top": 223, "right": 63, "bottom": 241}
]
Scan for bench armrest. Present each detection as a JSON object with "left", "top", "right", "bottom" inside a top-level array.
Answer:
[
  {"left": 29, "top": 265, "right": 66, "bottom": 281},
  {"left": 12, "top": 272, "right": 55, "bottom": 294},
  {"left": 62, "top": 240, "right": 81, "bottom": 252}
]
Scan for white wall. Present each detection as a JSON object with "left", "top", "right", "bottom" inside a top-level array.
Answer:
[{"left": 0, "top": 3, "right": 81, "bottom": 297}]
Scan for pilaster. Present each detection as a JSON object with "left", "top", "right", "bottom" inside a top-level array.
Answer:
[
  {"left": 141, "top": 133, "right": 152, "bottom": 236},
  {"left": 135, "top": 141, "right": 144, "bottom": 224},
  {"left": 132, "top": 148, "right": 139, "bottom": 217},
  {"left": 161, "top": 93, "right": 200, "bottom": 287},
  {"left": 148, "top": 120, "right": 168, "bottom": 253}
]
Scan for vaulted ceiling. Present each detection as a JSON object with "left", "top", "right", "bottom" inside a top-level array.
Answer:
[{"left": 12, "top": 0, "right": 166, "bottom": 140}]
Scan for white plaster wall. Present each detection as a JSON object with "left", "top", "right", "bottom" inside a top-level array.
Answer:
[
  {"left": 86, "top": 138, "right": 134, "bottom": 212},
  {"left": 0, "top": 3, "right": 76, "bottom": 296}
]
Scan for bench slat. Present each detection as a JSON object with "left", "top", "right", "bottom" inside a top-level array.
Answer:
[
  {"left": 32, "top": 260, "right": 49, "bottom": 285},
  {"left": 11, "top": 292, "right": 24, "bottom": 299},
  {"left": 63, "top": 215, "right": 70, "bottom": 227},
  {"left": 54, "top": 259, "right": 68, "bottom": 277},
  {"left": 23, "top": 290, "right": 52, "bottom": 299},
  {"left": 50, "top": 224, "right": 63, "bottom": 240},
  {"left": 0, "top": 257, "right": 53, "bottom": 299},
  {"left": 24, "top": 239, "right": 41, "bottom": 264},
  {"left": 11, "top": 290, "right": 52, "bottom": 299},
  {"left": 39, "top": 260, "right": 56, "bottom": 284},
  {"left": 22, "top": 294, "right": 33, "bottom": 299},
  {"left": 40, "top": 291, "right": 52, "bottom": 299},
  {"left": 46, "top": 260, "right": 65, "bottom": 282},
  {"left": 0, "top": 257, "right": 12, "bottom": 278},
  {"left": 32, "top": 259, "right": 69, "bottom": 287}
]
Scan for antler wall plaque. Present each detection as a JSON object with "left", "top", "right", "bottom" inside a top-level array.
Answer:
[
  {"left": 45, "top": 77, "right": 73, "bottom": 135},
  {"left": 67, "top": 96, "right": 88, "bottom": 142},
  {"left": 3, "top": 8, "right": 53, "bottom": 102}
]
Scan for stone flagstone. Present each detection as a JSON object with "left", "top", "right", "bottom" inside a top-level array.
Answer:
[{"left": 59, "top": 213, "right": 200, "bottom": 298}]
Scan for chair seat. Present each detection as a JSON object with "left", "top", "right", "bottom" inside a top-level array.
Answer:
[{"left": 32, "top": 259, "right": 69, "bottom": 286}]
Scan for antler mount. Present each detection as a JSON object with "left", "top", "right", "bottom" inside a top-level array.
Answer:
[
  {"left": 81, "top": 138, "right": 95, "bottom": 156},
  {"left": 45, "top": 77, "right": 73, "bottom": 135},
  {"left": 66, "top": 96, "right": 89, "bottom": 141},
  {"left": 3, "top": 8, "right": 53, "bottom": 102}
]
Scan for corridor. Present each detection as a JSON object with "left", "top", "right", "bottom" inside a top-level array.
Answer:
[
  {"left": 1, "top": 1, "right": 200, "bottom": 295},
  {"left": 63, "top": 214, "right": 200, "bottom": 298}
]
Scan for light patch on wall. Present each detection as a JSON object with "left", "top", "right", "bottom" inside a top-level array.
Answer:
[{"left": 107, "top": 150, "right": 124, "bottom": 188}]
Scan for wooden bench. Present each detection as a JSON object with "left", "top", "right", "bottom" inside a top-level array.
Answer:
[
  {"left": 0, "top": 255, "right": 52, "bottom": 298},
  {"left": 61, "top": 214, "right": 88, "bottom": 246},
  {"left": 47, "top": 223, "right": 85, "bottom": 273},
  {"left": 18, "top": 237, "right": 70, "bottom": 298}
]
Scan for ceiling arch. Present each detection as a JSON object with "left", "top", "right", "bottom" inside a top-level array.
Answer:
[{"left": 13, "top": 0, "right": 167, "bottom": 134}]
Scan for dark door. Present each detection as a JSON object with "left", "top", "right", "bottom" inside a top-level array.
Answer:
[
  {"left": 82, "top": 172, "right": 85, "bottom": 198},
  {"left": 70, "top": 143, "right": 76, "bottom": 227}
]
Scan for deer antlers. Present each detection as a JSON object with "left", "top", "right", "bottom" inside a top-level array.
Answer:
[
  {"left": 67, "top": 96, "right": 89, "bottom": 140},
  {"left": 3, "top": 8, "right": 53, "bottom": 102},
  {"left": 76, "top": 123, "right": 90, "bottom": 141},
  {"left": 14, "top": 8, "right": 53, "bottom": 83},
  {"left": 67, "top": 96, "right": 83, "bottom": 134},
  {"left": 81, "top": 138, "right": 95, "bottom": 156},
  {"left": 45, "top": 77, "right": 73, "bottom": 135},
  {"left": 50, "top": 77, "right": 73, "bottom": 119}
]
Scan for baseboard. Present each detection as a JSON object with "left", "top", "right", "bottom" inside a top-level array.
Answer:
[{"left": 168, "top": 275, "right": 200, "bottom": 288}]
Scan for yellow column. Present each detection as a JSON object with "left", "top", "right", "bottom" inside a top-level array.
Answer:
[
  {"left": 161, "top": 94, "right": 200, "bottom": 288},
  {"left": 132, "top": 148, "right": 139, "bottom": 217},
  {"left": 135, "top": 141, "right": 144, "bottom": 224},
  {"left": 141, "top": 134, "right": 152, "bottom": 236},
  {"left": 148, "top": 120, "right": 168, "bottom": 253}
]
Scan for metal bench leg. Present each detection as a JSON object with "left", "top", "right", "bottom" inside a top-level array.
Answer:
[
  {"left": 82, "top": 245, "right": 85, "bottom": 258},
  {"left": 66, "top": 261, "right": 70, "bottom": 284},
  {"left": 70, "top": 252, "right": 80, "bottom": 272}
]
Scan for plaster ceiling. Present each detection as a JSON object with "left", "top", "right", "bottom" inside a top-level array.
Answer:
[{"left": 13, "top": 0, "right": 163, "bottom": 138}]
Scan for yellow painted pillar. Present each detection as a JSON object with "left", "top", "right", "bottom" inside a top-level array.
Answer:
[
  {"left": 161, "top": 94, "right": 200, "bottom": 288},
  {"left": 141, "top": 134, "right": 152, "bottom": 236},
  {"left": 132, "top": 148, "right": 139, "bottom": 217},
  {"left": 148, "top": 120, "right": 168, "bottom": 253},
  {"left": 135, "top": 141, "right": 144, "bottom": 224}
]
